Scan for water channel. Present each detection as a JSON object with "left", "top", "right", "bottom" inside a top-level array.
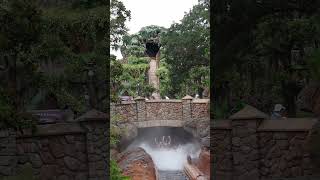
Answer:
[{"left": 126, "top": 127, "right": 201, "bottom": 179}]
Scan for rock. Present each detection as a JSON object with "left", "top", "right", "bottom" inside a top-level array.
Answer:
[
  {"left": 49, "top": 142, "right": 64, "bottom": 158},
  {"left": 30, "top": 154, "right": 42, "bottom": 168},
  {"left": 64, "top": 156, "right": 80, "bottom": 171},
  {"left": 57, "top": 175, "right": 69, "bottom": 180},
  {"left": 117, "top": 147, "right": 157, "bottom": 180},
  {"left": 75, "top": 173, "right": 88, "bottom": 180},
  {"left": 39, "top": 165, "right": 58, "bottom": 179},
  {"left": 40, "top": 151, "right": 55, "bottom": 164},
  {"left": 232, "top": 137, "right": 241, "bottom": 147},
  {"left": 195, "top": 147, "right": 210, "bottom": 178}
]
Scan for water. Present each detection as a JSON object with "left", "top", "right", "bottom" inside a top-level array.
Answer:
[{"left": 137, "top": 142, "right": 200, "bottom": 171}]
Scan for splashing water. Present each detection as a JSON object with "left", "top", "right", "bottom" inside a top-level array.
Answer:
[{"left": 138, "top": 143, "right": 200, "bottom": 171}]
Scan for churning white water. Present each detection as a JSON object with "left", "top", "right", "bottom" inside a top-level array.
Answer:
[{"left": 138, "top": 143, "right": 200, "bottom": 171}]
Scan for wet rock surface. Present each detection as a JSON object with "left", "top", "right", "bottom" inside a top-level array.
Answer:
[
  {"left": 195, "top": 148, "right": 210, "bottom": 178},
  {"left": 117, "top": 147, "right": 157, "bottom": 180}
]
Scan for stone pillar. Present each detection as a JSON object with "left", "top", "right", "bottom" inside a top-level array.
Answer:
[
  {"left": 182, "top": 95, "right": 195, "bottom": 136},
  {"left": 78, "top": 110, "right": 108, "bottom": 180},
  {"left": 229, "top": 105, "right": 268, "bottom": 180},
  {"left": 134, "top": 96, "right": 146, "bottom": 122},
  {"left": 0, "top": 129, "right": 17, "bottom": 177},
  {"left": 182, "top": 95, "right": 193, "bottom": 121}
]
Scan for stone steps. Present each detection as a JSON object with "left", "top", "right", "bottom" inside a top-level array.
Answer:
[{"left": 158, "top": 170, "right": 189, "bottom": 180}]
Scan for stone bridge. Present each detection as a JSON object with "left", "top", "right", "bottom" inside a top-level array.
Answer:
[
  {"left": 111, "top": 95, "right": 210, "bottom": 128},
  {"left": 111, "top": 95, "right": 210, "bottom": 148}
]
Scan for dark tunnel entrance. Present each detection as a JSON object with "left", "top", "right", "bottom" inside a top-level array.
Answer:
[{"left": 145, "top": 41, "right": 160, "bottom": 57}]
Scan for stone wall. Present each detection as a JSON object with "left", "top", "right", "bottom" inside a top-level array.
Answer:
[
  {"left": 0, "top": 129, "right": 17, "bottom": 177},
  {"left": 111, "top": 97, "right": 210, "bottom": 129},
  {"left": 212, "top": 105, "right": 318, "bottom": 180},
  {"left": 211, "top": 121, "right": 232, "bottom": 180},
  {"left": 146, "top": 101, "right": 183, "bottom": 121},
  {"left": 0, "top": 110, "right": 107, "bottom": 180}
]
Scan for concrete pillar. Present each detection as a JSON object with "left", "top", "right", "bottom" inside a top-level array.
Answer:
[
  {"left": 134, "top": 96, "right": 146, "bottom": 122},
  {"left": 229, "top": 105, "right": 268, "bottom": 180}
]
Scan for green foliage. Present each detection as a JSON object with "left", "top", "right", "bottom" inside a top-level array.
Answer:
[
  {"left": 119, "top": 56, "right": 154, "bottom": 97},
  {"left": 110, "top": 0, "right": 131, "bottom": 50},
  {"left": 0, "top": 0, "right": 130, "bottom": 129},
  {"left": 110, "top": 160, "right": 130, "bottom": 180},
  {"left": 110, "top": 114, "right": 122, "bottom": 148},
  {"left": 156, "top": 60, "right": 170, "bottom": 97},
  {"left": 111, "top": 57, "right": 124, "bottom": 102},
  {"left": 161, "top": 1, "right": 209, "bottom": 98},
  {"left": 212, "top": 1, "right": 320, "bottom": 117},
  {"left": 0, "top": 0, "right": 42, "bottom": 129},
  {"left": 110, "top": 115, "right": 130, "bottom": 180},
  {"left": 120, "top": 26, "right": 165, "bottom": 59}
]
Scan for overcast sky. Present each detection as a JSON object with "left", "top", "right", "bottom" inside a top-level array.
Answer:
[{"left": 111, "top": 0, "right": 199, "bottom": 59}]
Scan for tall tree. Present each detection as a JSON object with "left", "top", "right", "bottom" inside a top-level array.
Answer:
[{"left": 162, "top": 0, "right": 210, "bottom": 98}]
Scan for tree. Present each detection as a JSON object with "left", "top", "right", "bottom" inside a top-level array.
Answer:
[
  {"left": 212, "top": 0, "right": 320, "bottom": 118},
  {"left": 161, "top": 1, "right": 210, "bottom": 98},
  {"left": 0, "top": 0, "right": 42, "bottom": 129},
  {"left": 110, "top": 0, "right": 131, "bottom": 50}
]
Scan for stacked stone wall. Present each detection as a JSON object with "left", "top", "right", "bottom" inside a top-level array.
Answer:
[
  {"left": 212, "top": 117, "right": 318, "bottom": 180},
  {"left": 0, "top": 112, "right": 107, "bottom": 180},
  {"left": 191, "top": 100, "right": 209, "bottom": 119},
  {"left": 0, "top": 129, "right": 17, "bottom": 177},
  {"left": 259, "top": 131, "right": 313, "bottom": 179},
  {"left": 212, "top": 128, "right": 232, "bottom": 180},
  {"left": 111, "top": 98, "right": 210, "bottom": 128},
  {"left": 112, "top": 103, "right": 137, "bottom": 122},
  {"left": 146, "top": 101, "right": 182, "bottom": 121},
  {"left": 16, "top": 134, "right": 88, "bottom": 180}
]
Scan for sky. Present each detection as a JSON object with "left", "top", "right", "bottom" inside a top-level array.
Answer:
[{"left": 111, "top": 0, "right": 199, "bottom": 59}]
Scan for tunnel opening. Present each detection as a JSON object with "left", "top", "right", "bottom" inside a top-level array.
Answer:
[
  {"left": 126, "top": 127, "right": 201, "bottom": 171},
  {"left": 145, "top": 41, "right": 160, "bottom": 58}
]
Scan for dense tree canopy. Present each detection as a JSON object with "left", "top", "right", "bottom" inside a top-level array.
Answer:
[
  {"left": 0, "top": 0, "right": 131, "bottom": 129},
  {"left": 212, "top": 0, "right": 320, "bottom": 118},
  {"left": 161, "top": 0, "right": 210, "bottom": 98}
]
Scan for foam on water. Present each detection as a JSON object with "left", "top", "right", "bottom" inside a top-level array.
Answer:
[{"left": 138, "top": 143, "right": 200, "bottom": 171}]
